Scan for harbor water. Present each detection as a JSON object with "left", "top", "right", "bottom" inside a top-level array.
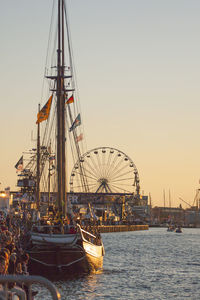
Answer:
[{"left": 36, "top": 228, "right": 200, "bottom": 299}]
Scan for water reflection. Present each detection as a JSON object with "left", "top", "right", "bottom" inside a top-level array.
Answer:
[{"left": 54, "top": 272, "right": 103, "bottom": 300}]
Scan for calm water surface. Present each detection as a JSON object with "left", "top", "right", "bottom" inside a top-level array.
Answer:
[{"left": 35, "top": 228, "right": 200, "bottom": 299}]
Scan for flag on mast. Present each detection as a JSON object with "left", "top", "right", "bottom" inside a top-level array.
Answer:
[
  {"left": 66, "top": 95, "right": 74, "bottom": 104},
  {"left": 36, "top": 94, "right": 53, "bottom": 124},
  {"left": 69, "top": 113, "right": 81, "bottom": 132},
  {"left": 76, "top": 133, "right": 83, "bottom": 142},
  {"left": 15, "top": 156, "right": 23, "bottom": 172}
]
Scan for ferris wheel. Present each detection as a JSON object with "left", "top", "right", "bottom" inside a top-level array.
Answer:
[{"left": 70, "top": 147, "right": 140, "bottom": 194}]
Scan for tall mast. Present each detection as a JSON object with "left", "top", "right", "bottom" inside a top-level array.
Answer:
[
  {"left": 57, "top": 0, "right": 63, "bottom": 214},
  {"left": 36, "top": 103, "right": 41, "bottom": 210},
  {"left": 163, "top": 189, "right": 165, "bottom": 208},
  {"left": 61, "top": 0, "right": 66, "bottom": 216}
]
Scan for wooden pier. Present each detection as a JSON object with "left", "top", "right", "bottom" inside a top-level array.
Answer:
[{"left": 98, "top": 224, "right": 149, "bottom": 233}]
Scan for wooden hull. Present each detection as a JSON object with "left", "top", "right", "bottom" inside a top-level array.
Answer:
[{"left": 27, "top": 240, "right": 104, "bottom": 280}]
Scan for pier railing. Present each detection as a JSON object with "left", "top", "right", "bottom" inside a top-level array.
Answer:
[{"left": 0, "top": 275, "right": 61, "bottom": 300}]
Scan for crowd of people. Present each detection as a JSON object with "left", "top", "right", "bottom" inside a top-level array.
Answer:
[
  {"left": 0, "top": 211, "right": 30, "bottom": 276},
  {"left": 0, "top": 210, "right": 37, "bottom": 299}
]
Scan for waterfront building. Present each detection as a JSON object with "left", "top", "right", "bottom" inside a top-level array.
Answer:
[{"left": 9, "top": 191, "right": 149, "bottom": 225}]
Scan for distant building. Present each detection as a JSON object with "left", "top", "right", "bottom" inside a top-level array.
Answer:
[
  {"left": 185, "top": 209, "right": 200, "bottom": 226},
  {"left": 151, "top": 206, "right": 184, "bottom": 225}
]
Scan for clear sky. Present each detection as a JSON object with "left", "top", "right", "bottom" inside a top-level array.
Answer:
[{"left": 0, "top": 0, "right": 200, "bottom": 208}]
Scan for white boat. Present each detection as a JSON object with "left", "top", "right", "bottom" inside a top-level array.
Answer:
[{"left": 30, "top": 230, "right": 78, "bottom": 246}]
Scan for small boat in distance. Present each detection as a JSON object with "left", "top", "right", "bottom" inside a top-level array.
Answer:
[
  {"left": 175, "top": 226, "right": 182, "bottom": 233},
  {"left": 167, "top": 225, "right": 175, "bottom": 232}
]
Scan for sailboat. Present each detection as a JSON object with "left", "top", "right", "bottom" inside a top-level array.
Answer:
[{"left": 24, "top": 0, "right": 104, "bottom": 279}]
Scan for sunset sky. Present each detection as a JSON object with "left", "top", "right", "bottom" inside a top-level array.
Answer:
[{"left": 1, "top": 0, "right": 200, "bottom": 207}]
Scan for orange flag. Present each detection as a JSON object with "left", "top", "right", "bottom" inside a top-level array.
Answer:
[{"left": 36, "top": 95, "right": 53, "bottom": 124}]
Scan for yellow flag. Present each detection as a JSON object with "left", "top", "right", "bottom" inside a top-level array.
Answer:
[{"left": 36, "top": 95, "right": 53, "bottom": 124}]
